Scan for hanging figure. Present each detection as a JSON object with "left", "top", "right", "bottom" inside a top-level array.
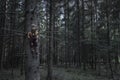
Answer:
[{"left": 28, "top": 24, "right": 39, "bottom": 56}]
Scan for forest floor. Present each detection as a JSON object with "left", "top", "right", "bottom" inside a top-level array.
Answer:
[{"left": 0, "top": 66, "right": 114, "bottom": 80}]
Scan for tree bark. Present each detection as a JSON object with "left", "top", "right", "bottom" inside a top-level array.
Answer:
[
  {"left": 25, "top": 0, "right": 40, "bottom": 80},
  {"left": 0, "top": 0, "right": 6, "bottom": 70},
  {"left": 81, "top": 0, "right": 86, "bottom": 70},
  {"left": 47, "top": 0, "right": 53, "bottom": 80},
  {"left": 106, "top": 0, "right": 114, "bottom": 79}
]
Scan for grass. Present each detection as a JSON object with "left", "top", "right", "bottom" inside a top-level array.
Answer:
[
  {"left": 37, "top": 66, "right": 108, "bottom": 80},
  {"left": 0, "top": 67, "right": 109, "bottom": 80}
]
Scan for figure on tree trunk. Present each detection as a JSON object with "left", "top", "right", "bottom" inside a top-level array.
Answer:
[{"left": 28, "top": 24, "right": 38, "bottom": 56}]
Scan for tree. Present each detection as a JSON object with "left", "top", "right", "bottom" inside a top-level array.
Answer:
[
  {"left": 47, "top": 0, "right": 53, "bottom": 80},
  {"left": 25, "top": 0, "right": 40, "bottom": 80},
  {"left": 0, "top": 0, "right": 6, "bottom": 70}
]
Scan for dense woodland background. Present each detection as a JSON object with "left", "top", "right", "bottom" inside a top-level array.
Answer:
[{"left": 0, "top": 0, "right": 120, "bottom": 80}]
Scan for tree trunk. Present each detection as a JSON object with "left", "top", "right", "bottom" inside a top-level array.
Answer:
[
  {"left": 0, "top": 0, "right": 6, "bottom": 70},
  {"left": 81, "top": 0, "right": 86, "bottom": 70},
  {"left": 25, "top": 0, "right": 40, "bottom": 80},
  {"left": 106, "top": 0, "right": 114, "bottom": 79},
  {"left": 47, "top": 0, "right": 53, "bottom": 80},
  {"left": 75, "top": 0, "right": 81, "bottom": 67}
]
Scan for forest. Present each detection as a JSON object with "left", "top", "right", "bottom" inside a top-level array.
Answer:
[{"left": 0, "top": 0, "right": 120, "bottom": 80}]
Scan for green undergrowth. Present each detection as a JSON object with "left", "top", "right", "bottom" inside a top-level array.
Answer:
[
  {"left": 41, "top": 66, "right": 108, "bottom": 80},
  {"left": 0, "top": 67, "right": 108, "bottom": 80}
]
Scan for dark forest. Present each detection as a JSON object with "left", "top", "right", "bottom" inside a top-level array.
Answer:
[{"left": 0, "top": 0, "right": 120, "bottom": 80}]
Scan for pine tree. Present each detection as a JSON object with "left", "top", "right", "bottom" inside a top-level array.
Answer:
[{"left": 25, "top": 0, "right": 40, "bottom": 80}]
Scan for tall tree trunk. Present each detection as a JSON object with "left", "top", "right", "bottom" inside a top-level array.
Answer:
[
  {"left": 90, "top": 0, "right": 95, "bottom": 69},
  {"left": 81, "top": 0, "right": 86, "bottom": 70},
  {"left": 0, "top": 0, "right": 6, "bottom": 70},
  {"left": 25, "top": 0, "right": 40, "bottom": 80},
  {"left": 47, "top": 0, "right": 53, "bottom": 80},
  {"left": 9, "top": 0, "right": 17, "bottom": 77},
  {"left": 106, "top": 0, "right": 114, "bottom": 79},
  {"left": 64, "top": 0, "right": 67, "bottom": 67},
  {"left": 64, "top": 0, "right": 69, "bottom": 68},
  {"left": 75, "top": 0, "right": 81, "bottom": 67}
]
